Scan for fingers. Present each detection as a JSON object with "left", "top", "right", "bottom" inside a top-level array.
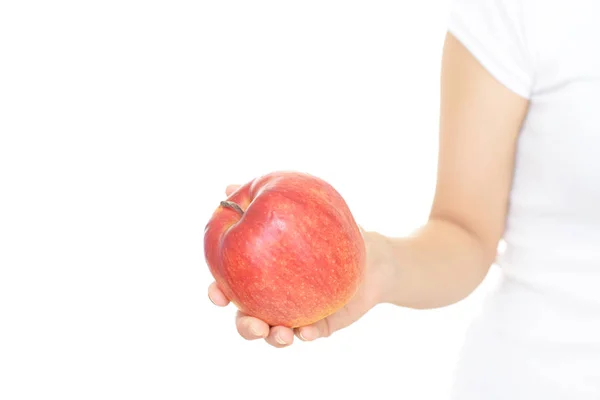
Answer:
[
  {"left": 235, "top": 311, "right": 295, "bottom": 347},
  {"left": 295, "top": 298, "right": 369, "bottom": 342},
  {"left": 295, "top": 318, "right": 331, "bottom": 342},
  {"left": 210, "top": 281, "right": 295, "bottom": 347},
  {"left": 225, "top": 185, "right": 241, "bottom": 197},
  {"left": 235, "top": 310, "right": 295, "bottom": 347},
  {"left": 208, "top": 282, "right": 230, "bottom": 307},
  {"left": 265, "top": 326, "right": 294, "bottom": 348},
  {"left": 235, "top": 311, "right": 269, "bottom": 340}
]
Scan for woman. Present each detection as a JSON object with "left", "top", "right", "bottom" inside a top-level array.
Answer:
[{"left": 208, "top": 0, "right": 600, "bottom": 397}]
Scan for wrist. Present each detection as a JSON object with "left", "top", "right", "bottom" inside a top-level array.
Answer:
[{"left": 361, "top": 230, "right": 398, "bottom": 306}]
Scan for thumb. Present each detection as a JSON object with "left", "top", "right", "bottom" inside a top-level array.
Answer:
[
  {"left": 225, "top": 184, "right": 241, "bottom": 197},
  {"left": 358, "top": 224, "right": 366, "bottom": 237}
]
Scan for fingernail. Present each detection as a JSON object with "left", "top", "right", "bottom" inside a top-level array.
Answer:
[
  {"left": 298, "top": 331, "right": 307, "bottom": 341},
  {"left": 250, "top": 325, "right": 263, "bottom": 337},
  {"left": 275, "top": 334, "right": 287, "bottom": 345},
  {"left": 300, "top": 327, "right": 318, "bottom": 341},
  {"left": 208, "top": 294, "right": 216, "bottom": 305}
]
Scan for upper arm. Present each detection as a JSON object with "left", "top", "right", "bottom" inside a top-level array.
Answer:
[{"left": 429, "top": 32, "right": 529, "bottom": 262}]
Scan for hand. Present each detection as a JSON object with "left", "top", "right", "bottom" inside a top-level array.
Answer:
[{"left": 207, "top": 184, "right": 390, "bottom": 348}]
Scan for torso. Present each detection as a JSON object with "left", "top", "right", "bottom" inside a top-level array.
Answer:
[{"left": 451, "top": 1, "right": 600, "bottom": 397}]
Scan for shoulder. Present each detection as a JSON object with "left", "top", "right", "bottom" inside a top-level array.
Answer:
[{"left": 447, "top": 0, "right": 534, "bottom": 99}]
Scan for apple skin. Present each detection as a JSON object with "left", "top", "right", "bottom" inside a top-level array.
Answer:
[{"left": 204, "top": 171, "right": 366, "bottom": 328}]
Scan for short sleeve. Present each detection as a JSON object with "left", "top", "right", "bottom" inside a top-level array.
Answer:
[{"left": 448, "top": 0, "right": 533, "bottom": 99}]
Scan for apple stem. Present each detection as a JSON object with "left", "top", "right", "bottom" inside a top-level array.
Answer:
[{"left": 220, "top": 200, "right": 244, "bottom": 216}]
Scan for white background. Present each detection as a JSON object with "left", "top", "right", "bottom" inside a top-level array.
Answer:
[{"left": 0, "top": 1, "right": 502, "bottom": 399}]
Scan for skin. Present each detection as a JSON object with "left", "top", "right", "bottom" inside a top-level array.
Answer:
[{"left": 208, "top": 31, "right": 530, "bottom": 347}]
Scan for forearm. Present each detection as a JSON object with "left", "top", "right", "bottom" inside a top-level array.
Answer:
[{"left": 370, "top": 218, "right": 494, "bottom": 309}]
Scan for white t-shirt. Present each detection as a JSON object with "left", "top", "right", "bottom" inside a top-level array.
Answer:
[{"left": 447, "top": 0, "right": 600, "bottom": 398}]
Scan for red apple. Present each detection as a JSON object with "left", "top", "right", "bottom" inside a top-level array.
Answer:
[{"left": 204, "top": 171, "right": 366, "bottom": 328}]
